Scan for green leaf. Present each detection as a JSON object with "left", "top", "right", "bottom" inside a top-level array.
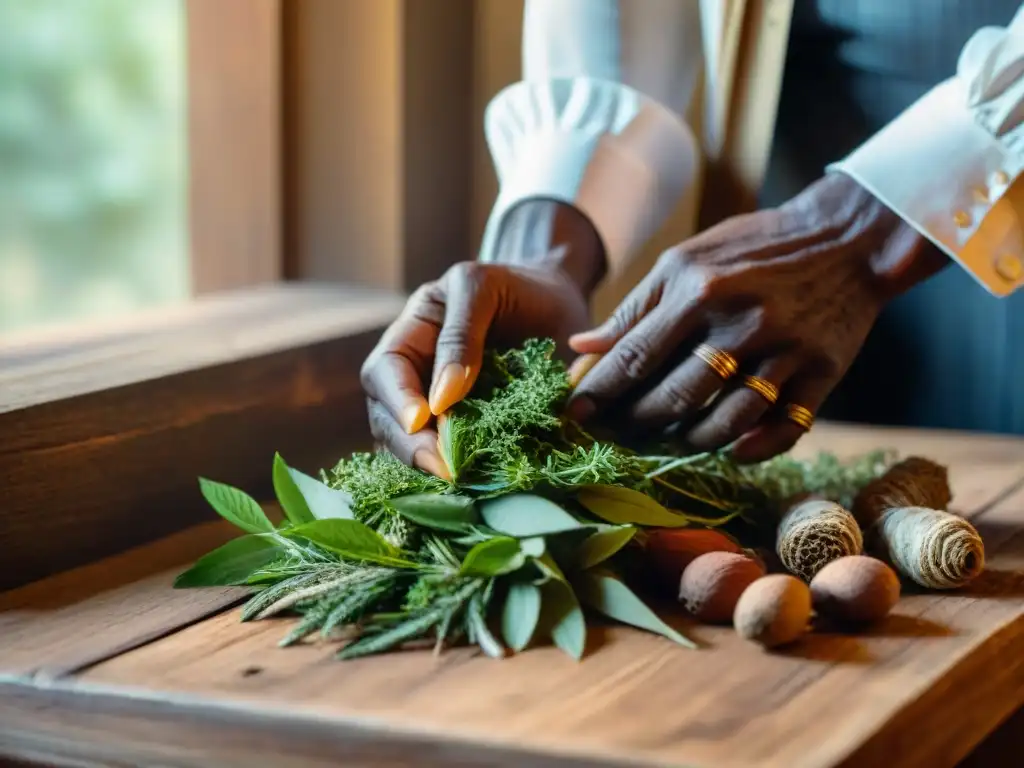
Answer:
[
  {"left": 284, "top": 519, "right": 416, "bottom": 568},
  {"left": 574, "top": 571, "right": 696, "bottom": 649},
  {"left": 468, "top": 592, "right": 505, "bottom": 658},
  {"left": 577, "top": 485, "right": 690, "bottom": 528},
  {"left": 391, "top": 493, "right": 479, "bottom": 532},
  {"left": 198, "top": 478, "right": 275, "bottom": 534},
  {"left": 272, "top": 454, "right": 315, "bottom": 525},
  {"left": 577, "top": 526, "right": 637, "bottom": 570},
  {"left": 480, "top": 494, "right": 582, "bottom": 537},
  {"left": 538, "top": 579, "right": 586, "bottom": 660},
  {"left": 461, "top": 537, "right": 526, "bottom": 577},
  {"left": 174, "top": 535, "right": 280, "bottom": 588},
  {"left": 501, "top": 582, "right": 542, "bottom": 651},
  {"left": 520, "top": 537, "right": 546, "bottom": 558},
  {"left": 274, "top": 454, "right": 355, "bottom": 523}
]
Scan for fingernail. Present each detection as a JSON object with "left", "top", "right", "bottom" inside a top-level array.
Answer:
[
  {"left": 414, "top": 449, "right": 452, "bottom": 481},
  {"left": 429, "top": 363, "right": 468, "bottom": 416},
  {"left": 400, "top": 400, "right": 431, "bottom": 434},
  {"left": 566, "top": 395, "right": 596, "bottom": 422},
  {"left": 568, "top": 353, "right": 602, "bottom": 388}
]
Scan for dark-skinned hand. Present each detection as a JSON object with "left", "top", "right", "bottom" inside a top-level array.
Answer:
[
  {"left": 360, "top": 202, "right": 604, "bottom": 478},
  {"left": 566, "top": 173, "right": 949, "bottom": 463}
]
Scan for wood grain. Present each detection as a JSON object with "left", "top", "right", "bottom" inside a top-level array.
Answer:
[
  {"left": 0, "top": 285, "right": 403, "bottom": 591},
  {"left": 0, "top": 521, "right": 243, "bottom": 679},
  {"left": 187, "top": 0, "right": 283, "bottom": 293},
  {"left": 40, "top": 426, "right": 1021, "bottom": 768}
]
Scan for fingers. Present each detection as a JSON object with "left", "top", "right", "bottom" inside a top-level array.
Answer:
[
  {"left": 361, "top": 289, "right": 444, "bottom": 433},
  {"left": 367, "top": 399, "right": 450, "bottom": 479},
  {"left": 569, "top": 268, "right": 663, "bottom": 355},
  {"left": 685, "top": 355, "right": 801, "bottom": 452},
  {"left": 568, "top": 352, "right": 603, "bottom": 388},
  {"left": 428, "top": 264, "right": 499, "bottom": 416},
  {"left": 362, "top": 350, "right": 432, "bottom": 434},
  {"left": 567, "top": 302, "right": 703, "bottom": 420},
  {"left": 728, "top": 372, "right": 835, "bottom": 464}
]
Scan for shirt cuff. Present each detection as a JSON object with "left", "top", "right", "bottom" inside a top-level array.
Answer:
[
  {"left": 828, "top": 78, "right": 1024, "bottom": 297},
  {"left": 478, "top": 77, "right": 698, "bottom": 277}
]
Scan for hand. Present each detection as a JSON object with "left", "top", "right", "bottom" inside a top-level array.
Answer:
[
  {"left": 567, "top": 173, "right": 949, "bottom": 463},
  {"left": 361, "top": 202, "right": 604, "bottom": 477}
]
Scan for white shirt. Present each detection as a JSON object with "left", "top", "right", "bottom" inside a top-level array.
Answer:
[{"left": 478, "top": 0, "right": 1024, "bottom": 298}]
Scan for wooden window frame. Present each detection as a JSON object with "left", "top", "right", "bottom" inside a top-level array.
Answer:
[{"left": 0, "top": 0, "right": 478, "bottom": 591}]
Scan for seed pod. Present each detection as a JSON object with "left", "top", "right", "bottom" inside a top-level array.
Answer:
[
  {"left": 645, "top": 528, "right": 745, "bottom": 586},
  {"left": 734, "top": 574, "right": 811, "bottom": 648},
  {"left": 809, "top": 555, "right": 900, "bottom": 624},
  {"left": 679, "top": 551, "right": 764, "bottom": 624},
  {"left": 776, "top": 499, "right": 863, "bottom": 581}
]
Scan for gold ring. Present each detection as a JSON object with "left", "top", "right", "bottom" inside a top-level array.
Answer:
[
  {"left": 693, "top": 343, "right": 739, "bottom": 380},
  {"left": 785, "top": 403, "right": 815, "bottom": 431},
  {"left": 744, "top": 375, "right": 779, "bottom": 404}
]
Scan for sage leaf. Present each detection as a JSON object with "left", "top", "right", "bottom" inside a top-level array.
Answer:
[
  {"left": 284, "top": 519, "right": 416, "bottom": 568},
  {"left": 391, "top": 493, "right": 479, "bottom": 532},
  {"left": 461, "top": 537, "right": 525, "bottom": 577},
  {"left": 274, "top": 454, "right": 354, "bottom": 522},
  {"left": 577, "top": 485, "right": 689, "bottom": 528},
  {"left": 520, "top": 537, "right": 546, "bottom": 558},
  {"left": 199, "top": 478, "right": 275, "bottom": 534},
  {"left": 538, "top": 579, "right": 586, "bottom": 660},
  {"left": 480, "top": 494, "right": 581, "bottom": 537},
  {"left": 574, "top": 571, "right": 696, "bottom": 649},
  {"left": 468, "top": 592, "right": 505, "bottom": 658},
  {"left": 577, "top": 526, "right": 637, "bottom": 570},
  {"left": 174, "top": 535, "right": 280, "bottom": 588},
  {"left": 501, "top": 582, "right": 542, "bottom": 651}
]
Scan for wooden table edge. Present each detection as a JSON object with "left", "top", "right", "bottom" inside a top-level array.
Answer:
[{"left": 0, "top": 676, "right": 680, "bottom": 768}]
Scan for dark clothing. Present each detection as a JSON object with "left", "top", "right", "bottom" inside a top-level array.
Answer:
[{"left": 762, "top": 0, "right": 1024, "bottom": 434}]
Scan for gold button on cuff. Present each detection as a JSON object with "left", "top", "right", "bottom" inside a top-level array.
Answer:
[
  {"left": 993, "top": 170, "right": 1010, "bottom": 186},
  {"left": 693, "top": 343, "right": 739, "bottom": 380},
  {"left": 995, "top": 254, "right": 1023, "bottom": 282},
  {"left": 785, "top": 404, "right": 815, "bottom": 431},
  {"left": 743, "top": 375, "right": 779, "bottom": 404},
  {"left": 953, "top": 210, "right": 972, "bottom": 228}
]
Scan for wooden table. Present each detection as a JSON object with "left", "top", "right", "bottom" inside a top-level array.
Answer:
[{"left": 3, "top": 423, "right": 1024, "bottom": 768}]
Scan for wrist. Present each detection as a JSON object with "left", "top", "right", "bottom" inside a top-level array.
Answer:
[
  {"left": 813, "top": 173, "right": 951, "bottom": 301},
  {"left": 491, "top": 200, "right": 607, "bottom": 297}
]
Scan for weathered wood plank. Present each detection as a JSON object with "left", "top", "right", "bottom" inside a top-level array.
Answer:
[
  {"left": 0, "top": 678, "right": 636, "bottom": 768},
  {"left": 0, "top": 521, "right": 243, "bottom": 678},
  {"left": 0, "top": 285, "right": 403, "bottom": 591}
]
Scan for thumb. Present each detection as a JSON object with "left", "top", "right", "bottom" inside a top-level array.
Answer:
[{"left": 428, "top": 263, "right": 497, "bottom": 415}]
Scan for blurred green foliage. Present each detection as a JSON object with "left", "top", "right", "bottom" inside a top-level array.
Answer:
[{"left": 0, "top": 0, "right": 186, "bottom": 333}]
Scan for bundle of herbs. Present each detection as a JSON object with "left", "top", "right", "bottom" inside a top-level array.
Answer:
[{"left": 176, "top": 339, "right": 892, "bottom": 659}]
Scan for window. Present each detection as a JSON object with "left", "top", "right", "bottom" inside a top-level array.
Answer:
[{"left": 0, "top": 0, "right": 188, "bottom": 333}]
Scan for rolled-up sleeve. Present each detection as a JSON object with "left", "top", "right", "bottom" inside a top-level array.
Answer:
[
  {"left": 478, "top": 0, "right": 702, "bottom": 277},
  {"left": 829, "top": 4, "right": 1024, "bottom": 297}
]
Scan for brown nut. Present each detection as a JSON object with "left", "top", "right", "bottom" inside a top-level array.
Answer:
[
  {"left": 734, "top": 574, "right": 811, "bottom": 648},
  {"left": 679, "top": 551, "right": 765, "bottom": 624},
  {"left": 810, "top": 555, "right": 900, "bottom": 624}
]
